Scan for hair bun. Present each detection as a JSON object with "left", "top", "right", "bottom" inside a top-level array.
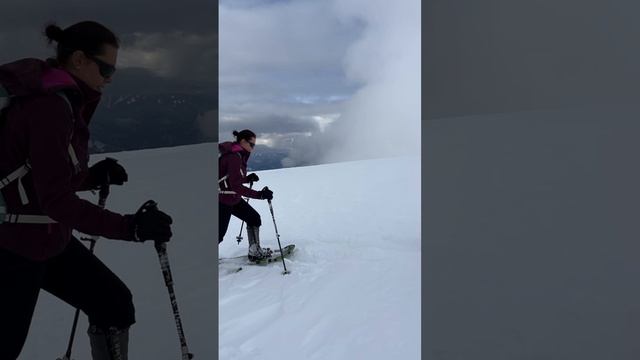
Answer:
[
  {"left": 45, "top": 24, "right": 64, "bottom": 43},
  {"left": 232, "top": 130, "right": 239, "bottom": 136}
]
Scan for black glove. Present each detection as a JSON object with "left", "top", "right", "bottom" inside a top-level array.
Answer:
[
  {"left": 131, "top": 200, "right": 173, "bottom": 242},
  {"left": 259, "top": 187, "right": 273, "bottom": 200},
  {"left": 88, "top": 158, "right": 128, "bottom": 188},
  {"left": 246, "top": 173, "right": 259, "bottom": 183}
]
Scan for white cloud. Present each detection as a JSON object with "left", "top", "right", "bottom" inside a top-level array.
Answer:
[
  {"left": 219, "top": 0, "right": 359, "bottom": 122},
  {"left": 220, "top": 1, "right": 355, "bottom": 78},
  {"left": 322, "top": 0, "right": 421, "bottom": 162},
  {"left": 220, "top": 0, "right": 421, "bottom": 166},
  {"left": 309, "top": 114, "right": 339, "bottom": 132}
]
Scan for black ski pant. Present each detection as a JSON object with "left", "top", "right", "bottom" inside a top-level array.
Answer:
[
  {"left": 219, "top": 199, "right": 261, "bottom": 244},
  {"left": 0, "top": 237, "right": 136, "bottom": 360}
]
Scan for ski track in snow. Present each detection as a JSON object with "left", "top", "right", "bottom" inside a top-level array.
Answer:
[{"left": 219, "top": 157, "right": 421, "bottom": 360}]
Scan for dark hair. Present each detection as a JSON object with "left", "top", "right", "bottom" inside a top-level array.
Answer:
[
  {"left": 44, "top": 21, "right": 119, "bottom": 65},
  {"left": 233, "top": 129, "right": 256, "bottom": 142}
]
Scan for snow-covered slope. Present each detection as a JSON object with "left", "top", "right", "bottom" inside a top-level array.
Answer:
[
  {"left": 21, "top": 143, "right": 218, "bottom": 359},
  {"left": 17, "top": 144, "right": 421, "bottom": 360},
  {"left": 219, "top": 157, "right": 421, "bottom": 360}
]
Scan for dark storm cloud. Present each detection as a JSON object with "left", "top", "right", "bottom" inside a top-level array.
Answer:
[
  {"left": 219, "top": 0, "right": 292, "bottom": 8},
  {"left": 0, "top": 1, "right": 216, "bottom": 34},
  {"left": 102, "top": 67, "right": 213, "bottom": 95},
  {"left": 117, "top": 31, "right": 217, "bottom": 83},
  {"left": 426, "top": 0, "right": 640, "bottom": 119},
  {"left": 0, "top": 0, "right": 217, "bottom": 84}
]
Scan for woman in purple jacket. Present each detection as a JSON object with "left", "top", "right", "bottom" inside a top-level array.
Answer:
[
  {"left": 219, "top": 129, "right": 274, "bottom": 261},
  {"left": 0, "top": 22, "right": 173, "bottom": 360}
]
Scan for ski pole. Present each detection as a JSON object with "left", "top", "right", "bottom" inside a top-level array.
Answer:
[
  {"left": 155, "top": 242, "right": 194, "bottom": 360},
  {"left": 236, "top": 181, "right": 253, "bottom": 244},
  {"left": 267, "top": 195, "right": 289, "bottom": 275},
  {"left": 59, "top": 183, "right": 110, "bottom": 360},
  {"left": 144, "top": 201, "right": 194, "bottom": 360}
]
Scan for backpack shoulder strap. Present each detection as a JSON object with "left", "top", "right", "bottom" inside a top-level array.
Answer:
[
  {"left": 218, "top": 152, "right": 243, "bottom": 194},
  {"left": 0, "top": 85, "right": 12, "bottom": 124},
  {"left": 55, "top": 91, "right": 73, "bottom": 122},
  {"left": 0, "top": 85, "right": 9, "bottom": 108},
  {"left": 55, "top": 91, "right": 80, "bottom": 173}
]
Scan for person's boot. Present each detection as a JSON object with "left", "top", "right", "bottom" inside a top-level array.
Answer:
[
  {"left": 88, "top": 325, "right": 129, "bottom": 360},
  {"left": 247, "top": 225, "right": 272, "bottom": 261}
]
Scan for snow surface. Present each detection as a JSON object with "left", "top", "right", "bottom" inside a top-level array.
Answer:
[
  {"left": 17, "top": 143, "right": 421, "bottom": 359},
  {"left": 21, "top": 143, "right": 218, "bottom": 359},
  {"left": 219, "top": 156, "right": 421, "bottom": 359}
]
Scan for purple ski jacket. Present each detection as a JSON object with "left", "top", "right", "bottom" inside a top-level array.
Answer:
[
  {"left": 218, "top": 141, "right": 262, "bottom": 206},
  {"left": 0, "top": 58, "right": 134, "bottom": 261}
]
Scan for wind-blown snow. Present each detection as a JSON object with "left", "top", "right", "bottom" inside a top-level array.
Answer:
[{"left": 219, "top": 156, "right": 421, "bottom": 359}]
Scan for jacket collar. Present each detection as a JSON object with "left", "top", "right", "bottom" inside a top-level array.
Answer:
[
  {"left": 231, "top": 142, "right": 251, "bottom": 162},
  {"left": 69, "top": 73, "right": 101, "bottom": 105},
  {"left": 43, "top": 58, "right": 101, "bottom": 104}
]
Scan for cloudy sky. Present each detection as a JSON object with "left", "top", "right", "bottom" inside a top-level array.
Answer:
[
  {"left": 219, "top": 0, "right": 421, "bottom": 166},
  {"left": 0, "top": 0, "right": 217, "bottom": 102}
]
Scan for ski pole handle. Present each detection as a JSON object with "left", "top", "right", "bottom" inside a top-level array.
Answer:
[
  {"left": 98, "top": 181, "right": 110, "bottom": 206},
  {"left": 134, "top": 200, "right": 169, "bottom": 252},
  {"left": 138, "top": 199, "right": 159, "bottom": 213}
]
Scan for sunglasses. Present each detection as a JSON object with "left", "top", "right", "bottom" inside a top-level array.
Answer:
[{"left": 86, "top": 54, "right": 116, "bottom": 78}]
